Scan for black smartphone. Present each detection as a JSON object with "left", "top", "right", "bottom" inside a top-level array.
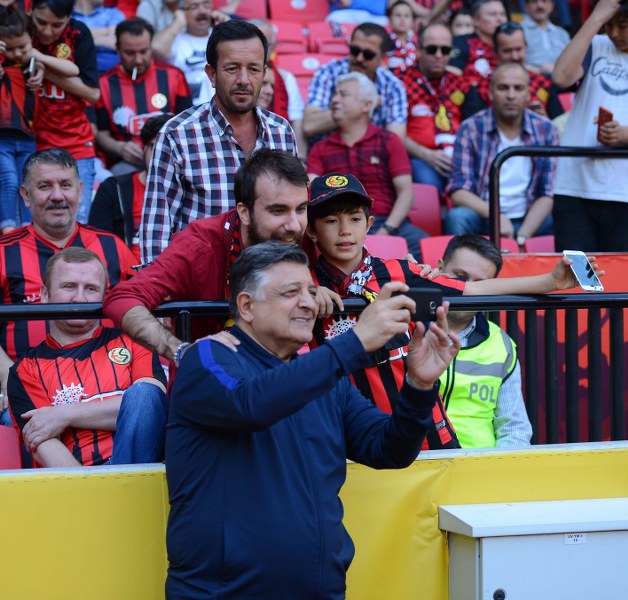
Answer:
[{"left": 394, "top": 288, "right": 442, "bottom": 321}]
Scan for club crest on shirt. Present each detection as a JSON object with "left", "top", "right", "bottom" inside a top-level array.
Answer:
[
  {"left": 151, "top": 93, "right": 168, "bottom": 109},
  {"left": 55, "top": 43, "right": 72, "bottom": 59},
  {"left": 108, "top": 347, "right": 131, "bottom": 365},
  {"left": 52, "top": 382, "right": 86, "bottom": 405},
  {"left": 324, "top": 316, "right": 357, "bottom": 339}
]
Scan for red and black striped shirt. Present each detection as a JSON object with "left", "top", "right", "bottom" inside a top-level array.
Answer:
[
  {"left": 8, "top": 326, "right": 166, "bottom": 466},
  {"left": 0, "top": 65, "right": 37, "bottom": 136},
  {"left": 0, "top": 223, "right": 136, "bottom": 361},
  {"left": 96, "top": 61, "right": 192, "bottom": 148},
  {"left": 311, "top": 256, "right": 466, "bottom": 450},
  {"left": 32, "top": 18, "right": 99, "bottom": 160}
]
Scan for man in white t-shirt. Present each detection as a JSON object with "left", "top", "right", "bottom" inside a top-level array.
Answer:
[
  {"left": 552, "top": 0, "right": 628, "bottom": 252},
  {"left": 445, "top": 62, "right": 558, "bottom": 248}
]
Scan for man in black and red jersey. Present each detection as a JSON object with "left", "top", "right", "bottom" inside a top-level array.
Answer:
[
  {"left": 30, "top": 0, "right": 101, "bottom": 224},
  {"left": 0, "top": 148, "right": 137, "bottom": 400},
  {"left": 8, "top": 247, "right": 167, "bottom": 468},
  {"left": 95, "top": 17, "right": 192, "bottom": 175}
]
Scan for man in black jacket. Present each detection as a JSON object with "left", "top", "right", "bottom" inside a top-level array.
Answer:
[{"left": 89, "top": 113, "right": 172, "bottom": 262}]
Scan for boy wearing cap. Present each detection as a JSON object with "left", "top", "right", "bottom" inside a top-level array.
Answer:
[{"left": 306, "top": 173, "right": 601, "bottom": 448}]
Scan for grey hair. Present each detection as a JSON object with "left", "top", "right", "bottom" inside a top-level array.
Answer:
[
  {"left": 336, "top": 71, "right": 379, "bottom": 118},
  {"left": 23, "top": 148, "right": 78, "bottom": 186},
  {"left": 229, "top": 241, "right": 309, "bottom": 320}
]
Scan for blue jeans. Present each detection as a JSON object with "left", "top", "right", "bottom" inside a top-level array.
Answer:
[
  {"left": 0, "top": 135, "right": 34, "bottom": 229},
  {"left": 76, "top": 157, "right": 95, "bottom": 224},
  {"left": 443, "top": 207, "right": 553, "bottom": 237},
  {"left": 410, "top": 158, "right": 446, "bottom": 195},
  {"left": 108, "top": 382, "right": 168, "bottom": 465},
  {"left": 372, "top": 215, "right": 427, "bottom": 260}
]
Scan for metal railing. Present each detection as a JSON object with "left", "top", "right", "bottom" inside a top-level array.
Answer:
[
  {"left": 488, "top": 146, "right": 628, "bottom": 244},
  {"left": 6, "top": 293, "right": 627, "bottom": 445}
]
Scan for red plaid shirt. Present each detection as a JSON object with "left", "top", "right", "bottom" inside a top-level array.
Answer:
[
  {"left": 451, "top": 34, "right": 497, "bottom": 85},
  {"left": 402, "top": 67, "right": 469, "bottom": 149}
]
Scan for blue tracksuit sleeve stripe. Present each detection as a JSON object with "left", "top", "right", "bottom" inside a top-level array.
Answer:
[{"left": 198, "top": 341, "right": 239, "bottom": 390}]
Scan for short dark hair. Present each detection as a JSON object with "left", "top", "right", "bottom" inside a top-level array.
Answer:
[
  {"left": 115, "top": 17, "right": 154, "bottom": 45},
  {"left": 387, "top": 0, "right": 413, "bottom": 17},
  {"left": 352, "top": 22, "right": 391, "bottom": 53},
  {"left": 307, "top": 196, "right": 371, "bottom": 229},
  {"left": 229, "top": 241, "right": 309, "bottom": 319},
  {"left": 31, "top": 0, "right": 73, "bottom": 18},
  {"left": 442, "top": 234, "right": 503, "bottom": 276},
  {"left": 140, "top": 113, "right": 173, "bottom": 145},
  {"left": 23, "top": 148, "right": 78, "bottom": 185},
  {"left": 206, "top": 20, "right": 268, "bottom": 70},
  {"left": 470, "top": 0, "right": 504, "bottom": 17},
  {"left": 613, "top": 0, "right": 628, "bottom": 19},
  {"left": 418, "top": 22, "right": 452, "bottom": 47},
  {"left": 450, "top": 7, "right": 472, "bottom": 22},
  {"left": 0, "top": 5, "right": 29, "bottom": 39},
  {"left": 234, "top": 149, "right": 309, "bottom": 212},
  {"left": 492, "top": 21, "right": 524, "bottom": 48},
  {"left": 43, "top": 248, "right": 108, "bottom": 292}
]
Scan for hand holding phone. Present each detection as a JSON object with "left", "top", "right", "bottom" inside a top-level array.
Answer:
[
  {"left": 394, "top": 288, "right": 443, "bottom": 320},
  {"left": 562, "top": 250, "right": 604, "bottom": 292},
  {"left": 597, "top": 107, "right": 613, "bottom": 144}
]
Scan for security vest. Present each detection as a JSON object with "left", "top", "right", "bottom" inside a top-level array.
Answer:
[{"left": 439, "top": 315, "right": 517, "bottom": 448}]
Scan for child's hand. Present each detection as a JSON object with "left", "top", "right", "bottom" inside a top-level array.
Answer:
[
  {"left": 26, "top": 63, "right": 45, "bottom": 89},
  {"left": 315, "top": 286, "right": 343, "bottom": 318}
]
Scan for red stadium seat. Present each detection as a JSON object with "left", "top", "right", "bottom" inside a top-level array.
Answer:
[
  {"left": 365, "top": 234, "right": 409, "bottom": 259},
  {"left": 214, "top": 0, "right": 268, "bottom": 18},
  {"left": 307, "top": 20, "right": 356, "bottom": 54},
  {"left": 523, "top": 235, "right": 556, "bottom": 253},
  {"left": 408, "top": 183, "right": 442, "bottom": 237},
  {"left": 420, "top": 235, "right": 520, "bottom": 266},
  {"left": 0, "top": 425, "right": 22, "bottom": 470},
  {"left": 269, "top": 0, "right": 329, "bottom": 23},
  {"left": 275, "top": 52, "right": 335, "bottom": 100},
  {"left": 271, "top": 20, "right": 308, "bottom": 54}
]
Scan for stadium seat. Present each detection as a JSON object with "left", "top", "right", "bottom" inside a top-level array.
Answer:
[
  {"left": 271, "top": 20, "right": 308, "bottom": 54},
  {"left": 420, "top": 235, "right": 520, "bottom": 266},
  {"left": 523, "top": 235, "right": 556, "bottom": 253},
  {"left": 307, "top": 20, "right": 356, "bottom": 54},
  {"left": 214, "top": 0, "right": 268, "bottom": 19},
  {"left": 408, "top": 183, "right": 442, "bottom": 237},
  {"left": 0, "top": 425, "right": 22, "bottom": 470},
  {"left": 268, "top": 0, "right": 329, "bottom": 23},
  {"left": 365, "top": 234, "right": 409, "bottom": 259},
  {"left": 275, "top": 52, "right": 335, "bottom": 99}
]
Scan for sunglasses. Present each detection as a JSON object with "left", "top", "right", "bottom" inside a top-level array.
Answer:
[
  {"left": 422, "top": 45, "right": 452, "bottom": 56},
  {"left": 349, "top": 44, "right": 378, "bottom": 61},
  {"left": 495, "top": 22, "right": 524, "bottom": 35}
]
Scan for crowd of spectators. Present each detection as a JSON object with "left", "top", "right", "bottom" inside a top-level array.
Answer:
[{"left": 0, "top": 0, "right": 624, "bottom": 467}]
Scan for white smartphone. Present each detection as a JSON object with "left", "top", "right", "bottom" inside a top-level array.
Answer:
[{"left": 562, "top": 250, "right": 604, "bottom": 292}]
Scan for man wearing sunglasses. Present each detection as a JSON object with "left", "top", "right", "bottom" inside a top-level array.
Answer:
[
  {"left": 400, "top": 23, "right": 469, "bottom": 194},
  {"left": 303, "top": 22, "right": 407, "bottom": 141},
  {"left": 461, "top": 22, "right": 564, "bottom": 120},
  {"left": 449, "top": 0, "right": 507, "bottom": 81}
]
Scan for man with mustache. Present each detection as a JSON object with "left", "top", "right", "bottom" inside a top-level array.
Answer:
[
  {"left": 103, "top": 149, "right": 309, "bottom": 364},
  {"left": 139, "top": 19, "right": 297, "bottom": 265},
  {"left": 0, "top": 148, "right": 136, "bottom": 420}
]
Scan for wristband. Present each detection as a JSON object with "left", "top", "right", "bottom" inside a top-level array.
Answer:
[
  {"left": 173, "top": 342, "right": 190, "bottom": 367},
  {"left": 382, "top": 223, "right": 399, "bottom": 235}
]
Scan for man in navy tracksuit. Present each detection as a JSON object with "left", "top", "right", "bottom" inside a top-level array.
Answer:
[{"left": 164, "top": 241, "right": 461, "bottom": 599}]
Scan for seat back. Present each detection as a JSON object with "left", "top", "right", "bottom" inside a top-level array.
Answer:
[
  {"left": 214, "top": 0, "right": 268, "bottom": 18},
  {"left": 0, "top": 425, "right": 22, "bottom": 470},
  {"left": 275, "top": 52, "right": 335, "bottom": 100},
  {"left": 365, "top": 234, "right": 409, "bottom": 259},
  {"left": 524, "top": 235, "right": 556, "bottom": 253},
  {"left": 307, "top": 20, "right": 356, "bottom": 54},
  {"left": 408, "top": 183, "right": 442, "bottom": 236},
  {"left": 268, "top": 0, "right": 329, "bottom": 23},
  {"left": 271, "top": 20, "right": 308, "bottom": 54}
]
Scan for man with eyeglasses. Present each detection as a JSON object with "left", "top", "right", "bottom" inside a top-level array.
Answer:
[
  {"left": 449, "top": 0, "right": 507, "bottom": 81},
  {"left": 303, "top": 22, "right": 407, "bottom": 141},
  {"left": 165, "top": 0, "right": 229, "bottom": 103},
  {"left": 461, "top": 22, "right": 564, "bottom": 120},
  {"left": 400, "top": 23, "right": 469, "bottom": 194}
]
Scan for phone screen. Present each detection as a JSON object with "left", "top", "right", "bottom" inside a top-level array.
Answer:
[{"left": 563, "top": 251, "right": 604, "bottom": 292}]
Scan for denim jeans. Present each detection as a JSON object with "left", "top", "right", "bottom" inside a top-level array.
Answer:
[
  {"left": 444, "top": 207, "right": 553, "bottom": 237},
  {"left": 0, "top": 135, "right": 35, "bottom": 229},
  {"left": 76, "top": 157, "right": 95, "bottom": 224},
  {"left": 410, "top": 158, "right": 446, "bottom": 195},
  {"left": 108, "top": 381, "right": 169, "bottom": 465}
]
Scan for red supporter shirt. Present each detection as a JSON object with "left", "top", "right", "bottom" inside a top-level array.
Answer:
[
  {"left": 8, "top": 326, "right": 166, "bottom": 466},
  {"left": 0, "top": 65, "right": 37, "bottom": 137},
  {"left": 402, "top": 67, "right": 468, "bottom": 150},
  {"left": 32, "top": 18, "right": 98, "bottom": 160},
  {"left": 96, "top": 61, "right": 192, "bottom": 152},
  {"left": 307, "top": 124, "right": 412, "bottom": 217},
  {"left": 451, "top": 34, "right": 497, "bottom": 85},
  {"left": 472, "top": 70, "right": 552, "bottom": 109},
  {"left": 0, "top": 223, "right": 136, "bottom": 360}
]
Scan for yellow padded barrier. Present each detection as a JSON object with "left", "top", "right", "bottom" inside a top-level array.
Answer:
[{"left": 1, "top": 444, "right": 627, "bottom": 599}]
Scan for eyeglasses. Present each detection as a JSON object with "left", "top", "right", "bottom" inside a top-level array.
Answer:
[
  {"left": 422, "top": 45, "right": 452, "bottom": 56},
  {"left": 183, "top": 1, "right": 212, "bottom": 10},
  {"left": 349, "top": 44, "right": 378, "bottom": 61}
]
